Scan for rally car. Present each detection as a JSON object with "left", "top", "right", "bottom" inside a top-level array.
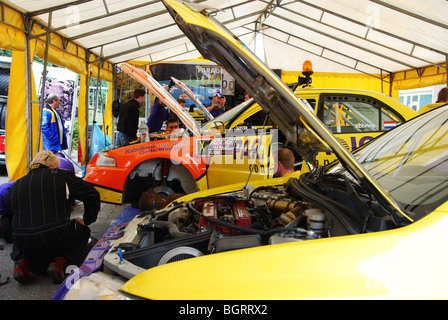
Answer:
[
  {"left": 222, "top": 86, "right": 417, "bottom": 167},
  {"left": 85, "top": 64, "right": 416, "bottom": 206},
  {"left": 54, "top": 0, "right": 446, "bottom": 300}
]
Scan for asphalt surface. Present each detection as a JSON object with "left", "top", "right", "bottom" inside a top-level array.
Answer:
[{"left": 0, "top": 161, "right": 127, "bottom": 300}]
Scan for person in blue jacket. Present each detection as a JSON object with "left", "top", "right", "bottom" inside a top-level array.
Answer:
[
  {"left": 206, "top": 91, "right": 227, "bottom": 117},
  {"left": 146, "top": 98, "right": 171, "bottom": 133},
  {"left": 41, "top": 93, "right": 68, "bottom": 152},
  {"left": 146, "top": 80, "right": 177, "bottom": 133}
]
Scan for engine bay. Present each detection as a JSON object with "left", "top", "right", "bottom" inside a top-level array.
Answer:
[{"left": 108, "top": 171, "right": 400, "bottom": 275}]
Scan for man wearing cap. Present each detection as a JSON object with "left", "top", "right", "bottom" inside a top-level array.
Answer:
[{"left": 206, "top": 91, "right": 226, "bottom": 117}]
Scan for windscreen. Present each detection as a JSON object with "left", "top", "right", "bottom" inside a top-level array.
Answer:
[{"left": 336, "top": 105, "right": 448, "bottom": 221}]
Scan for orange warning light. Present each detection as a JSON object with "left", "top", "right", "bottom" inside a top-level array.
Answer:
[{"left": 303, "top": 60, "right": 313, "bottom": 73}]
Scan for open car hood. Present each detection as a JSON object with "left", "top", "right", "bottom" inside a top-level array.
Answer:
[
  {"left": 121, "top": 63, "right": 200, "bottom": 136},
  {"left": 171, "top": 76, "right": 214, "bottom": 121},
  {"left": 162, "top": 0, "right": 412, "bottom": 222}
]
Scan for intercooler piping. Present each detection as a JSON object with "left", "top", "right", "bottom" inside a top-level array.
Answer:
[{"left": 266, "top": 199, "right": 310, "bottom": 226}]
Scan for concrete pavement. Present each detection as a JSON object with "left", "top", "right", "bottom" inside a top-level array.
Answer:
[{"left": 0, "top": 201, "right": 127, "bottom": 300}]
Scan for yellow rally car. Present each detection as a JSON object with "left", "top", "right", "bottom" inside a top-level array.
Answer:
[
  {"left": 224, "top": 86, "right": 417, "bottom": 167},
  {"left": 55, "top": 0, "right": 444, "bottom": 301}
]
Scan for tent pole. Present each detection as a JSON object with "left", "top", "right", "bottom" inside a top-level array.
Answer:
[
  {"left": 92, "top": 59, "right": 101, "bottom": 124},
  {"left": 84, "top": 54, "right": 90, "bottom": 164},
  {"left": 24, "top": 17, "right": 33, "bottom": 168},
  {"left": 389, "top": 73, "right": 394, "bottom": 97},
  {"left": 380, "top": 70, "right": 383, "bottom": 94},
  {"left": 36, "top": 12, "right": 52, "bottom": 156}
]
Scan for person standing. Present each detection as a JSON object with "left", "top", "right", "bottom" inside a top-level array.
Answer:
[
  {"left": 146, "top": 98, "right": 171, "bottom": 133},
  {"left": 418, "top": 87, "right": 448, "bottom": 114},
  {"left": 116, "top": 88, "right": 146, "bottom": 146},
  {"left": 177, "top": 98, "right": 186, "bottom": 109},
  {"left": 41, "top": 93, "right": 68, "bottom": 152},
  {"left": 206, "top": 91, "right": 226, "bottom": 117},
  {"left": 4, "top": 151, "right": 100, "bottom": 284}
]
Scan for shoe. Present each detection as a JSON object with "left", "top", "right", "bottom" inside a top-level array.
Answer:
[
  {"left": 46, "top": 257, "right": 68, "bottom": 284},
  {"left": 13, "top": 258, "right": 35, "bottom": 284}
]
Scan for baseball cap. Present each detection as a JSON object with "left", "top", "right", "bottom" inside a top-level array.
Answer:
[{"left": 213, "top": 91, "right": 224, "bottom": 98}]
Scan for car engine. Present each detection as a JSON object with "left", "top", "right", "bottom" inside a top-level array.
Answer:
[{"left": 118, "top": 171, "right": 398, "bottom": 270}]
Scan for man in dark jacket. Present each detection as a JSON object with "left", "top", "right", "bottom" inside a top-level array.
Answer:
[
  {"left": 4, "top": 151, "right": 101, "bottom": 284},
  {"left": 116, "top": 88, "right": 146, "bottom": 147}
]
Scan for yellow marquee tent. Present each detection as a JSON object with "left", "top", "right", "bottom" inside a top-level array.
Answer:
[{"left": 0, "top": 0, "right": 446, "bottom": 181}]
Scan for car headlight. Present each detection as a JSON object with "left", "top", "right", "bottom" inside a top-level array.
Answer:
[
  {"left": 63, "top": 272, "right": 133, "bottom": 300},
  {"left": 96, "top": 152, "right": 116, "bottom": 167}
]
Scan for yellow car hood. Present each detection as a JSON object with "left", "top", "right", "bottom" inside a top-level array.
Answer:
[{"left": 116, "top": 0, "right": 419, "bottom": 300}]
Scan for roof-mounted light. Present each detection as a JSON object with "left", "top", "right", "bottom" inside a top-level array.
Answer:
[
  {"left": 302, "top": 60, "right": 313, "bottom": 76},
  {"left": 298, "top": 60, "right": 313, "bottom": 88}
]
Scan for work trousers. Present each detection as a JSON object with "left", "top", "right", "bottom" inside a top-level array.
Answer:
[{"left": 11, "top": 220, "right": 91, "bottom": 268}]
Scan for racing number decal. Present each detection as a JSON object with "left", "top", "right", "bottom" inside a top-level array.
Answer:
[
  {"left": 196, "top": 130, "right": 276, "bottom": 177},
  {"left": 233, "top": 134, "right": 273, "bottom": 176},
  {"left": 314, "top": 134, "right": 375, "bottom": 167}
]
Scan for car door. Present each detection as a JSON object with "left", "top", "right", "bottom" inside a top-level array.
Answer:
[{"left": 204, "top": 127, "right": 277, "bottom": 189}]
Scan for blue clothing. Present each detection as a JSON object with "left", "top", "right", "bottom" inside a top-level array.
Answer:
[
  {"left": 42, "top": 105, "right": 68, "bottom": 152},
  {"left": 206, "top": 103, "right": 226, "bottom": 117},
  {"left": 146, "top": 100, "right": 171, "bottom": 132},
  {"left": 210, "top": 107, "right": 225, "bottom": 117},
  {"left": 0, "top": 182, "right": 14, "bottom": 216}
]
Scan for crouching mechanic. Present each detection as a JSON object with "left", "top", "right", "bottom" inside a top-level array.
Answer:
[{"left": 4, "top": 151, "right": 101, "bottom": 284}]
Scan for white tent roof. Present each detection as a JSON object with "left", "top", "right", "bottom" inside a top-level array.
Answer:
[{"left": 3, "top": 0, "right": 447, "bottom": 75}]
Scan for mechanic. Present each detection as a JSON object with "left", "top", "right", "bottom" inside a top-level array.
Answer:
[
  {"left": 275, "top": 148, "right": 296, "bottom": 177},
  {"left": 116, "top": 88, "right": 146, "bottom": 146},
  {"left": 146, "top": 80, "right": 179, "bottom": 133},
  {"left": 4, "top": 150, "right": 101, "bottom": 284},
  {"left": 146, "top": 98, "right": 172, "bottom": 133},
  {"left": 177, "top": 98, "right": 186, "bottom": 108},
  {"left": 41, "top": 93, "right": 68, "bottom": 152},
  {"left": 165, "top": 117, "right": 180, "bottom": 134},
  {"left": 206, "top": 91, "right": 227, "bottom": 117}
]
